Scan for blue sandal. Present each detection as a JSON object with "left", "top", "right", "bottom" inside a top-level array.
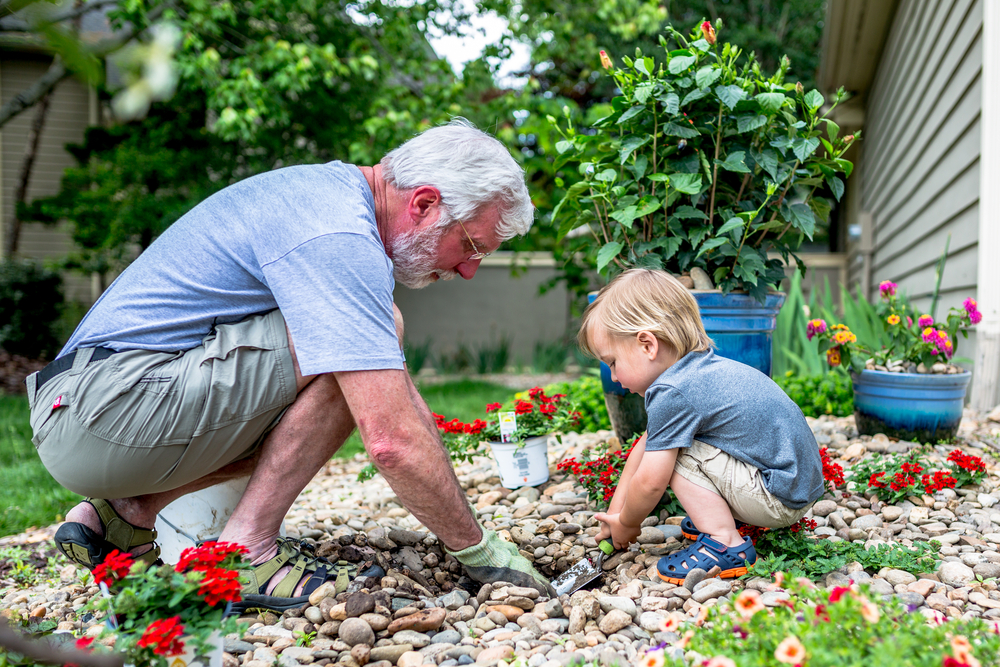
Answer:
[
  {"left": 680, "top": 516, "right": 758, "bottom": 541},
  {"left": 657, "top": 533, "right": 757, "bottom": 584}
]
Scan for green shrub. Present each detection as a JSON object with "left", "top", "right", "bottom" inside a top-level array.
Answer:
[
  {"left": 545, "top": 374, "right": 612, "bottom": 433},
  {"left": 404, "top": 337, "right": 433, "bottom": 374},
  {"left": 775, "top": 371, "right": 853, "bottom": 418},
  {"left": 0, "top": 260, "right": 64, "bottom": 359}
]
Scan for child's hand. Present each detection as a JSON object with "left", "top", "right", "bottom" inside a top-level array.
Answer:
[{"left": 593, "top": 511, "right": 641, "bottom": 550}]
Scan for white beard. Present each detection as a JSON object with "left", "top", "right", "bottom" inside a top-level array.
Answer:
[{"left": 387, "top": 225, "right": 459, "bottom": 288}]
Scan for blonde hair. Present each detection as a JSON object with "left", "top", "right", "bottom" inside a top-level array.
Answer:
[{"left": 578, "top": 269, "right": 712, "bottom": 359}]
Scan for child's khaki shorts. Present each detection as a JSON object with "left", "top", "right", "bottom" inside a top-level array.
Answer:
[
  {"left": 26, "top": 309, "right": 297, "bottom": 499},
  {"left": 673, "top": 440, "right": 810, "bottom": 528}
]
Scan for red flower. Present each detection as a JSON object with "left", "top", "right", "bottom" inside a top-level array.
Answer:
[
  {"left": 868, "top": 472, "right": 887, "bottom": 489},
  {"left": 75, "top": 636, "right": 95, "bottom": 650},
  {"left": 829, "top": 586, "right": 852, "bottom": 603},
  {"left": 441, "top": 418, "right": 466, "bottom": 434},
  {"left": 197, "top": 566, "right": 243, "bottom": 606},
  {"left": 540, "top": 403, "right": 557, "bottom": 419},
  {"left": 514, "top": 400, "right": 534, "bottom": 415},
  {"left": 943, "top": 657, "right": 972, "bottom": 667},
  {"left": 819, "top": 448, "right": 845, "bottom": 488},
  {"left": 176, "top": 541, "right": 247, "bottom": 573},
  {"left": 947, "top": 449, "right": 986, "bottom": 473},
  {"left": 528, "top": 387, "right": 546, "bottom": 401},
  {"left": 922, "top": 470, "right": 957, "bottom": 494},
  {"left": 700, "top": 21, "right": 716, "bottom": 45},
  {"left": 433, "top": 413, "right": 446, "bottom": 428},
  {"left": 137, "top": 616, "right": 185, "bottom": 656},
  {"left": 93, "top": 549, "right": 134, "bottom": 587},
  {"left": 814, "top": 604, "right": 830, "bottom": 623},
  {"left": 485, "top": 403, "right": 502, "bottom": 413},
  {"left": 464, "top": 419, "right": 487, "bottom": 435}
]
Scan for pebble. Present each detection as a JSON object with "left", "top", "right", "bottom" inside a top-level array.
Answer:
[{"left": 339, "top": 617, "right": 375, "bottom": 647}]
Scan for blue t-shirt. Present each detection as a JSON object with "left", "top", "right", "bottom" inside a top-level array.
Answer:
[
  {"left": 62, "top": 161, "right": 404, "bottom": 376},
  {"left": 644, "top": 349, "right": 823, "bottom": 509}
]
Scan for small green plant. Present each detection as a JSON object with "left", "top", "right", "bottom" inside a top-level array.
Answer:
[
  {"left": 404, "top": 337, "right": 433, "bottom": 375},
  {"left": 475, "top": 335, "right": 512, "bottom": 374},
  {"left": 944, "top": 449, "right": 988, "bottom": 487},
  {"left": 653, "top": 575, "right": 1000, "bottom": 667},
  {"left": 544, "top": 374, "right": 612, "bottom": 433},
  {"left": 849, "top": 451, "right": 958, "bottom": 504},
  {"left": 774, "top": 371, "right": 853, "bottom": 417},
  {"left": 294, "top": 629, "right": 316, "bottom": 647},
  {"left": 532, "top": 339, "right": 568, "bottom": 373},
  {"left": 435, "top": 345, "right": 473, "bottom": 374},
  {"left": 0, "top": 547, "right": 39, "bottom": 586}
]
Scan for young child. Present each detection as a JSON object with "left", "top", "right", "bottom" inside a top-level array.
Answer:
[{"left": 579, "top": 269, "right": 823, "bottom": 583}]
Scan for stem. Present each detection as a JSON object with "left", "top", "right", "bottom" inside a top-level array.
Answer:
[
  {"left": 589, "top": 189, "right": 612, "bottom": 245},
  {"left": 649, "top": 114, "right": 658, "bottom": 242},
  {"left": 727, "top": 194, "right": 774, "bottom": 279},
  {"left": 707, "top": 102, "right": 724, "bottom": 224}
]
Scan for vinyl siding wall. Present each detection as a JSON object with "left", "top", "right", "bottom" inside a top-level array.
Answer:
[
  {"left": 853, "top": 0, "right": 982, "bottom": 360},
  {"left": 0, "top": 54, "right": 93, "bottom": 302}
]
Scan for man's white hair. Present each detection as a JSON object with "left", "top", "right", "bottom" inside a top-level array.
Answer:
[{"left": 380, "top": 118, "right": 534, "bottom": 241}]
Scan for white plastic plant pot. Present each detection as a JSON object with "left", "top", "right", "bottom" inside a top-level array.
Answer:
[
  {"left": 489, "top": 435, "right": 550, "bottom": 489},
  {"left": 155, "top": 475, "right": 285, "bottom": 563},
  {"left": 172, "top": 631, "right": 224, "bottom": 667}
]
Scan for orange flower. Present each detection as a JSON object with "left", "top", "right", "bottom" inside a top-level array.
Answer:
[
  {"left": 677, "top": 630, "right": 695, "bottom": 649},
  {"left": 768, "top": 572, "right": 785, "bottom": 590},
  {"left": 734, "top": 589, "right": 765, "bottom": 620},
  {"left": 951, "top": 636, "right": 975, "bottom": 664},
  {"left": 827, "top": 347, "right": 841, "bottom": 367},
  {"left": 706, "top": 658, "right": 736, "bottom": 667},
  {"left": 834, "top": 330, "right": 856, "bottom": 344},
  {"left": 775, "top": 636, "right": 806, "bottom": 665},
  {"left": 639, "top": 648, "right": 665, "bottom": 667},
  {"left": 887, "top": 314, "right": 901, "bottom": 326},
  {"left": 600, "top": 50, "right": 613, "bottom": 70},
  {"left": 695, "top": 605, "right": 711, "bottom": 626},
  {"left": 658, "top": 613, "right": 682, "bottom": 633},
  {"left": 700, "top": 21, "right": 717, "bottom": 45},
  {"left": 859, "top": 597, "right": 880, "bottom": 623}
]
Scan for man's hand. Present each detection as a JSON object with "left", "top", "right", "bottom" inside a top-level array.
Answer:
[
  {"left": 447, "top": 528, "right": 555, "bottom": 596},
  {"left": 593, "top": 511, "right": 641, "bottom": 550}
]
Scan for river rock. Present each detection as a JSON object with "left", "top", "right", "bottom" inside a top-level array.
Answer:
[
  {"left": 692, "top": 578, "right": 731, "bottom": 602},
  {"left": 339, "top": 618, "right": 375, "bottom": 647},
  {"left": 938, "top": 562, "right": 975, "bottom": 587},
  {"left": 689, "top": 266, "right": 714, "bottom": 290},
  {"left": 387, "top": 607, "right": 447, "bottom": 635},
  {"left": 598, "top": 609, "right": 632, "bottom": 635}
]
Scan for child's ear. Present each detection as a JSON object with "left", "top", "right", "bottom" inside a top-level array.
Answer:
[{"left": 636, "top": 331, "right": 659, "bottom": 359}]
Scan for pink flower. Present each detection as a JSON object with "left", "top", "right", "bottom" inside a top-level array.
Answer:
[
  {"left": 919, "top": 315, "right": 934, "bottom": 327},
  {"left": 775, "top": 636, "right": 807, "bottom": 664},
  {"left": 700, "top": 21, "right": 717, "bottom": 45},
  {"left": 879, "top": 280, "right": 897, "bottom": 298},
  {"left": 806, "top": 319, "right": 827, "bottom": 341},
  {"left": 964, "top": 297, "right": 983, "bottom": 324}
]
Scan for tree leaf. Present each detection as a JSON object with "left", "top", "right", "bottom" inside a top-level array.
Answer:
[
  {"left": 792, "top": 136, "right": 821, "bottom": 161},
  {"left": 596, "top": 168, "right": 617, "bottom": 183},
  {"left": 609, "top": 205, "right": 638, "bottom": 229},
  {"left": 804, "top": 89, "right": 824, "bottom": 110},
  {"left": 597, "top": 241, "right": 624, "bottom": 272},
  {"left": 658, "top": 92, "right": 680, "bottom": 114},
  {"left": 647, "top": 173, "right": 670, "bottom": 182},
  {"left": 670, "top": 173, "right": 703, "bottom": 194},
  {"left": 827, "top": 176, "right": 845, "bottom": 201},
  {"left": 788, "top": 202, "right": 817, "bottom": 239},
  {"left": 717, "top": 217, "right": 745, "bottom": 236},
  {"left": 696, "top": 237, "right": 728, "bottom": 258},
  {"left": 663, "top": 122, "right": 699, "bottom": 138},
  {"left": 695, "top": 66, "right": 721, "bottom": 89},
  {"left": 668, "top": 54, "right": 696, "bottom": 74},
  {"left": 737, "top": 114, "right": 767, "bottom": 133},
  {"left": 716, "top": 151, "right": 751, "bottom": 173},
  {"left": 619, "top": 135, "right": 650, "bottom": 164},
  {"left": 635, "top": 196, "right": 662, "bottom": 218},
  {"left": 673, "top": 205, "right": 708, "bottom": 220},
  {"left": 715, "top": 85, "right": 746, "bottom": 110},
  {"left": 617, "top": 105, "right": 646, "bottom": 124},
  {"left": 555, "top": 140, "right": 573, "bottom": 154},
  {"left": 823, "top": 118, "right": 840, "bottom": 141},
  {"left": 681, "top": 88, "right": 708, "bottom": 105},
  {"left": 755, "top": 92, "right": 786, "bottom": 112},
  {"left": 634, "top": 83, "right": 654, "bottom": 104}
]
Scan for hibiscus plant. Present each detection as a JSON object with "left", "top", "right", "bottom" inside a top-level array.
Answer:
[
  {"left": 75, "top": 542, "right": 247, "bottom": 667},
  {"left": 549, "top": 20, "right": 857, "bottom": 303}
]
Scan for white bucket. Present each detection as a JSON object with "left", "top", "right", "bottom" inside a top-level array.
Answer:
[
  {"left": 489, "top": 435, "right": 550, "bottom": 489},
  {"left": 154, "top": 475, "right": 285, "bottom": 564}
]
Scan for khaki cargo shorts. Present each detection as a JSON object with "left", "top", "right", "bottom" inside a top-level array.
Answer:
[
  {"left": 26, "top": 309, "right": 297, "bottom": 498},
  {"left": 672, "top": 440, "right": 809, "bottom": 528}
]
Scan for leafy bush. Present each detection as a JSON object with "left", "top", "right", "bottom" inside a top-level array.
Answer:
[
  {"left": 775, "top": 371, "right": 853, "bottom": 417},
  {"left": 849, "top": 451, "right": 960, "bottom": 504},
  {"left": 654, "top": 576, "right": 1000, "bottom": 667},
  {"left": 404, "top": 337, "right": 433, "bottom": 374},
  {"left": 533, "top": 339, "right": 569, "bottom": 373},
  {"left": 544, "top": 374, "right": 612, "bottom": 432},
  {"left": 475, "top": 335, "right": 511, "bottom": 374},
  {"left": 0, "top": 260, "right": 64, "bottom": 359}
]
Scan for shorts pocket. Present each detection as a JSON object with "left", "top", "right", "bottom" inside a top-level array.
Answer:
[{"left": 29, "top": 391, "right": 69, "bottom": 447}]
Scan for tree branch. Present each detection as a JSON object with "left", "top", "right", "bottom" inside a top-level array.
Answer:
[
  {"left": 0, "top": 620, "right": 124, "bottom": 667},
  {"left": 0, "top": 2, "right": 168, "bottom": 130}
]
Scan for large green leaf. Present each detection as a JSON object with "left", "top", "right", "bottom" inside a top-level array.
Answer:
[
  {"left": 715, "top": 85, "right": 746, "bottom": 110},
  {"left": 717, "top": 217, "right": 745, "bottom": 236},
  {"left": 823, "top": 118, "right": 840, "bottom": 141},
  {"left": 716, "top": 151, "right": 751, "bottom": 173},
  {"left": 668, "top": 54, "right": 697, "bottom": 74},
  {"left": 792, "top": 137, "right": 821, "bottom": 161},
  {"left": 695, "top": 66, "right": 721, "bottom": 89},
  {"left": 658, "top": 92, "right": 680, "bottom": 114},
  {"left": 755, "top": 92, "right": 785, "bottom": 112},
  {"left": 670, "top": 173, "right": 703, "bottom": 194},
  {"left": 551, "top": 180, "right": 591, "bottom": 231},
  {"left": 634, "top": 83, "right": 654, "bottom": 104},
  {"left": 787, "top": 202, "right": 816, "bottom": 239},
  {"left": 696, "top": 237, "right": 728, "bottom": 258},
  {"left": 610, "top": 206, "right": 638, "bottom": 229},
  {"left": 619, "top": 136, "right": 650, "bottom": 164},
  {"left": 597, "top": 241, "right": 624, "bottom": 272},
  {"left": 804, "top": 89, "right": 825, "bottom": 111},
  {"left": 617, "top": 106, "right": 647, "bottom": 124},
  {"left": 737, "top": 114, "right": 768, "bottom": 133},
  {"left": 635, "top": 196, "right": 663, "bottom": 218},
  {"left": 596, "top": 169, "right": 617, "bottom": 183},
  {"left": 663, "top": 122, "right": 699, "bottom": 138},
  {"left": 674, "top": 205, "right": 708, "bottom": 220},
  {"left": 681, "top": 88, "right": 709, "bottom": 105},
  {"left": 827, "top": 176, "right": 845, "bottom": 201}
]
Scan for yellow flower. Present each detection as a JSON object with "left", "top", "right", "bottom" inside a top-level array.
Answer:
[
  {"left": 834, "top": 330, "right": 856, "bottom": 345},
  {"left": 887, "top": 314, "right": 901, "bottom": 325},
  {"left": 734, "top": 589, "right": 765, "bottom": 620},
  {"left": 827, "top": 347, "right": 841, "bottom": 367},
  {"left": 775, "top": 636, "right": 807, "bottom": 665},
  {"left": 859, "top": 597, "right": 880, "bottom": 623},
  {"left": 831, "top": 323, "right": 848, "bottom": 331}
]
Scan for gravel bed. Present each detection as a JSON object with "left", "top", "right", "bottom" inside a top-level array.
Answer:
[{"left": 4, "top": 414, "right": 1000, "bottom": 666}]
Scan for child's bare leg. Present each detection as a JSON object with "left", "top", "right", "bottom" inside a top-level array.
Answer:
[{"left": 670, "top": 471, "right": 744, "bottom": 547}]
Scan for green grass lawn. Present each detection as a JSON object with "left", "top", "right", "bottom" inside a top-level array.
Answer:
[{"left": 0, "top": 379, "right": 521, "bottom": 538}]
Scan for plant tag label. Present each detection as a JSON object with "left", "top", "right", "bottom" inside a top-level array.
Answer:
[{"left": 499, "top": 412, "right": 517, "bottom": 443}]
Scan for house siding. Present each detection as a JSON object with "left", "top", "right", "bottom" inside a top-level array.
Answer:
[
  {"left": 0, "top": 54, "right": 93, "bottom": 303},
  {"left": 855, "top": 0, "right": 982, "bottom": 358}
]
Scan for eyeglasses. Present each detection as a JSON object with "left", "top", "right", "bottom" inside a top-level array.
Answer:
[{"left": 457, "top": 219, "right": 492, "bottom": 260}]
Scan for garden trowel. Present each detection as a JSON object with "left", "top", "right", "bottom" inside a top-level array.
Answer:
[{"left": 550, "top": 539, "right": 614, "bottom": 596}]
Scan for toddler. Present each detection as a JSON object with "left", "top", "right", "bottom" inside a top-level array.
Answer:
[{"left": 579, "top": 269, "right": 823, "bottom": 582}]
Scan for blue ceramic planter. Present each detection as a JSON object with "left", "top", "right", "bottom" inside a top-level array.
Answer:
[
  {"left": 852, "top": 370, "right": 971, "bottom": 443},
  {"left": 693, "top": 291, "right": 786, "bottom": 377},
  {"left": 588, "top": 290, "right": 785, "bottom": 442}
]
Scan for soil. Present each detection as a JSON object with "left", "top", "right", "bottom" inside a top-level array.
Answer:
[{"left": 0, "top": 351, "right": 45, "bottom": 395}]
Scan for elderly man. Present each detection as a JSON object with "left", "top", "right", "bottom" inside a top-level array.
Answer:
[{"left": 26, "top": 119, "right": 552, "bottom": 611}]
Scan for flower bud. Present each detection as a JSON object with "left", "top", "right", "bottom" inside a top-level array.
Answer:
[
  {"left": 600, "top": 50, "right": 613, "bottom": 70},
  {"left": 701, "top": 21, "right": 716, "bottom": 45},
  {"left": 844, "top": 134, "right": 855, "bottom": 143},
  {"left": 796, "top": 82, "right": 804, "bottom": 95}
]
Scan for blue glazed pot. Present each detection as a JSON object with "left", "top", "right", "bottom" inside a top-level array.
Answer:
[
  {"left": 851, "top": 370, "right": 971, "bottom": 443},
  {"left": 693, "top": 291, "right": 786, "bottom": 377}
]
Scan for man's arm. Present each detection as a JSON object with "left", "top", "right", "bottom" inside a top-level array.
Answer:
[{"left": 334, "top": 368, "right": 481, "bottom": 551}]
